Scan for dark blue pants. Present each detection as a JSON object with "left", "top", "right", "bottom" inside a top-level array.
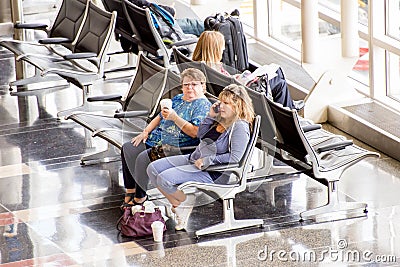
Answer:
[{"left": 270, "top": 68, "right": 295, "bottom": 109}]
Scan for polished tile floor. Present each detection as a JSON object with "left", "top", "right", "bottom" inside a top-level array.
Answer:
[{"left": 1, "top": 2, "right": 400, "bottom": 267}]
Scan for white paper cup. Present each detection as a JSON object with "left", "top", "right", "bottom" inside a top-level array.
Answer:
[
  {"left": 160, "top": 99, "right": 172, "bottom": 110},
  {"left": 151, "top": 221, "right": 164, "bottom": 242},
  {"left": 153, "top": 242, "right": 165, "bottom": 258}
]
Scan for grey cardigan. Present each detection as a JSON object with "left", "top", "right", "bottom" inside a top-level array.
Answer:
[{"left": 189, "top": 116, "right": 250, "bottom": 168}]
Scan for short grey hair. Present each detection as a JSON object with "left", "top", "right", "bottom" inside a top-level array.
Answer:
[{"left": 180, "top": 68, "right": 206, "bottom": 84}]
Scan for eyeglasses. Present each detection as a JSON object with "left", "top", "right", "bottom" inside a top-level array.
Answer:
[{"left": 182, "top": 81, "right": 204, "bottom": 88}]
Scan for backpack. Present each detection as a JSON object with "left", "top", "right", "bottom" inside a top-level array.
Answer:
[{"left": 148, "top": 3, "right": 186, "bottom": 44}]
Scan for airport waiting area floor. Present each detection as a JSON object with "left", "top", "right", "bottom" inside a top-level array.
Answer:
[
  {"left": 1, "top": 48, "right": 400, "bottom": 267},
  {"left": 0, "top": 2, "right": 400, "bottom": 267}
]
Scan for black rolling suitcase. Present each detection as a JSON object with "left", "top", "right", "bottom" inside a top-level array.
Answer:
[{"left": 204, "top": 12, "right": 249, "bottom": 74}]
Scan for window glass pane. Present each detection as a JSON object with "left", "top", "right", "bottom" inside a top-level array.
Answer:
[
  {"left": 270, "top": 1, "right": 302, "bottom": 50},
  {"left": 387, "top": 51, "right": 400, "bottom": 101},
  {"left": 239, "top": 0, "right": 254, "bottom": 29},
  {"left": 319, "top": 0, "right": 340, "bottom": 12},
  {"left": 269, "top": 1, "right": 340, "bottom": 51},
  {"left": 358, "top": 0, "right": 368, "bottom": 26},
  {"left": 318, "top": 0, "right": 341, "bottom": 36},
  {"left": 350, "top": 40, "right": 369, "bottom": 86},
  {"left": 320, "top": 0, "right": 368, "bottom": 26},
  {"left": 386, "top": 0, "right": 400, "bottom": 40}
]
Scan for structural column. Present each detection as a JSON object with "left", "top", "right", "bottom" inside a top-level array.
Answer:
[
  {"left": 301, "top": 0, "right": 319, "bottom": 64},
  {"left": 341, "top": 0, "right": 359, "bottom": 57},
  {"left": 10, "top": 0, "right": 25, "bottom": 80}
]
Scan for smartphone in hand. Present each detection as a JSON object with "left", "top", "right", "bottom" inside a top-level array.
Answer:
[{"left": 213, "top": 103, "right": 220, "bottom": 113}]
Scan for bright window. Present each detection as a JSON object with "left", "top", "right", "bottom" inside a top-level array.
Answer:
[
  {"left": 387, "top": 51, "right": 400, "bottom": 101},
  {"left": 250, "top": 0, "right": 400, "bottom": 107},
  {"left": 386, "top": 0, "right": 400, "bottom": 40}
]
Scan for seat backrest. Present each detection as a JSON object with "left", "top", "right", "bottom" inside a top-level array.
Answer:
[
  {"left": 122, "top": 0, "right": 167, "bottom": 60},
  {"left": 101, "top": 0, "right": 135, "bottom": 40},
  {"left": 123, "top": 53, "right": 168, "bottom": 119},
  {"left": 265, "top": 97, "right": 314, "bottom": 164},
  {"left": 245, "top": 88, "right": 277, "bottom": 153},
  {"left": 73, "top": 1, "right": 116, "bottom": 68},
  {"left": 49, "top": 0, "right": 88, "bottom": 50},
  {"left": 163, "top": 69, "right": 182, "bottom": 100},
  {"left": 172, "top": 46, "right": 204, "bottom": 73},
  {"left": 149, "top": 68, "right": 182, "bottom": 115},
  {"left": 237, "top": 115, "right": 261, "bottom": 188},
  {"left": 172, "top": 47, "right": 218, "bottom": 93},
  {"left": 203, "top": 63, "right": 240, "bottom": 96}
]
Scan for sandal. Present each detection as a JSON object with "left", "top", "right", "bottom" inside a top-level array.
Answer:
[
  {"left": 120, "top": 193, "right": 135, "bottom": 210},
  {"left": 132, "top": 195, "right": 148, "bottom": 206}
]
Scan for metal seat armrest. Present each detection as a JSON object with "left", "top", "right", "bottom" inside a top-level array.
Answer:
[
  {"left": 316, "top": 140, "right": 353, "bottom": 153},
  {"left": 169, "top": 37, "right": 198, "bottom": 47},
  {"left": 65, "top": 112, "right": 115, "bottom": 120},
  {"left": 87, "top": 94, "right": 123, "bottom": 102},
  {"left": 114, "top": 110, "right": 149, "bottom": 118},
  {"left": 63, "top": 52, "right": 98, "bottom": 60},
  {"left": 177, "top": 180, "right": 239, "bottom": 191},
  {"left": 92, "top": 127, "right": 140, "bottom": 136},
  {"left": 179, "top": 146, "right": 197, "bottom": 153},
  {"left": 202, "top": 163, "right": 240, "bottom": 172},
  {"left": 177, "top": 181, "right": 208, "bottom": 190},
  {"left": 14, "top": 22, "right": 48, "bottom": 30},
  {"left": 302, "top": 124, "right": 322, "bottom": 132},
  {"left": 39, "top": 37, "right": 72, "bottom": 45}
]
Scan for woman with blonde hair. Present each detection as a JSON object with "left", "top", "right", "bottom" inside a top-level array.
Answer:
[
  {"left": 147, "top": 84, "right": 254, "bottom": 230},
  {"left": 192, "top": 30, "right": 304, "bottom": 110},
  {"left": 192, "top": 31, "right": 230, "bottom": 76}
]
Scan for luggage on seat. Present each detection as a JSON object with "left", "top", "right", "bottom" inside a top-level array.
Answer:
[
  {"left": 204, "top": 11, "right": 249, "bottom": 74},
  {"left": 149, "top": 3, "right": 186, "bottom": 44}
]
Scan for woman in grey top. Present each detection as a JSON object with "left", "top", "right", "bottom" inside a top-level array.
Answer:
[{"left": 147, "top": 84, "right": 255, "bottom": 230}]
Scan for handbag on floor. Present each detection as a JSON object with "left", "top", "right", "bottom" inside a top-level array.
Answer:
[{"left": 117, "top": 206, "right": 166, "bottom": 237}]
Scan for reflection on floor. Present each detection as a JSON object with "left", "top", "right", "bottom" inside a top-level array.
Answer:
[{"left": 1, "top": 3, "right": 400, "bottom": 267}]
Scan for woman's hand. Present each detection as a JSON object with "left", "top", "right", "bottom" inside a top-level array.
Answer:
[
  {"left": 194, "top": 158, "right": 204, "bottom": 169},
  {"left": 131, "top": 130, "right": 149, "bottom": 146},
  {"left": 161, "top": 108, "right": 177, "bottom": 121},
  {"left": 209, "top": 101, "right": 220, "bottom": 118}
]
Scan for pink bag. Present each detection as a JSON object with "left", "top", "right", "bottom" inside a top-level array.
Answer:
[{"left": 117, "top": 207, "right": 166, "bottom": 237}]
